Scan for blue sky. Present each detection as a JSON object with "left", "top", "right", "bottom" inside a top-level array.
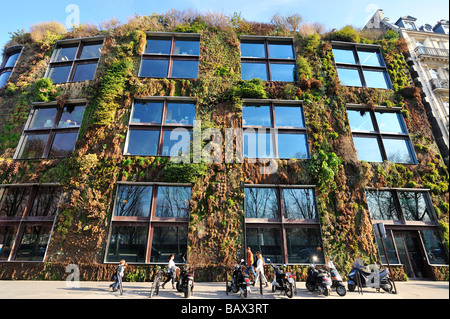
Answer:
[{"left": 0, "top": 0, "right": 449, "bottom": 51}]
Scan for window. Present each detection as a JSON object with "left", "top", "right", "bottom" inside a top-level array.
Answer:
[
  {"left": 105, "top": 183, "right": 191, "bottom": 264},
  {"left": 46, "top": 38, "right": 103, "bottom": 83},
  {"left": 16, "top": 102, "right": 86, "bottom": 159},
  {"left": 0, "top": 46, "right": 23, "bottom": 89},
  {"left": 0, "top": 185, "right": 61, "bottom": 261},
  {"left": 242, "top": 100, "right": 309, "bottom": 159},
  {"left": 244, "top": 185, "right": 324, "bottom": 264},
  {"left": 139, "top": 34, "right": 200, "bottom": 79},
  {"left": 332, "top": 42, "right": 392, "bottom": 89},
  {"left": 240, "top": 37, "right": 297, "bottom": 82},
  {"left": 124, "top": 98, "right": 195, "bottom": 157},
  {"left": 347, "top": 105, "right": 417, "bottom": 164}
]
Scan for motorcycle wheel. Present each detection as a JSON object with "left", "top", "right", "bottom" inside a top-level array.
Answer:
[
  {"left": 306, "top": 282, "right": 316, "bottom": 292},
  {"left": 336, "top": 285, "right": 347, "bottom": 297},
  {"left": 176, "top": 282, "right": 183, "bottom": 293},
  {"left": 323, "top": 287, "right": 330, "bottom": 297},
  {"left": 243, "top": 288, "right": 248, "bottom": 298},
  {"left": 347, "top": 283, "right": 356, "bottom": 292},
  {"left": 232, "top": 285, "right": 239, "bottom": 294},
  {"left": 272, "top": 284, "right": 276, "bottom": 292},
  {"left": 382, "top": 278, "right": 393, "bottom": 293},
  {"left": 286, "top": 284, "right": 294, "bottom": 298}
]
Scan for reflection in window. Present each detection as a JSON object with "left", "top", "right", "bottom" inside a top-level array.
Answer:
[
  {"left": 382, "top": 138, "right": 414, "bottom": 164},
  {"left": 114, "top": 185, "right": 152, "bottom": 217},
  {"left": 366, "top": 190, "right": 399, "bottom": 220},
  {"left": 274, "top": 106, "right": 304, "bottom": 127},
  {"left": 282, "top": 188, "right": 317, "bottom": 219},
  {"left": 352, "top": 136, "right": 383, "bottom": 162},
  {"left": 363, "top": 70, "right": 390, "bottom": 89},
  {"left": 155, "top": 187, "right": 190, "bottom": 218},
  {"left": 15, "top": 225, "right": 52, "bottom": 261},
  {"left": 49, "top": 132, "right": 79, "bottom": 158},
  {"left": 151, "top": 226, "right": 188, "bottom": 263},
  {"left": 126, "top": 130, "right": 160, "bottom": 156},
  {"left": 0, "top": 46, "right": 22, "bottom": 88},
  {"left": 286, "top": 228, "right": 325, "bottom": 263},
  {"left": 398, "top": 192, "right": 432, "bottom": 221},
  {"left": 107, "top": 225, "right": 148, "bottom": 263},
  {"left": 277, "top": 133, "right": 309, "bottom": 159},
  {"left": 332, "top": 47, "right": 356, "bottom": 64},
  {"left": 420, "top": 230, "right": 448, "bottom": 265},
  {"left": 29, "top": 187, "right": 60, "bottom": 217},
  {"left": 0, "top": 226, "right": 17, "bottom": 260},
  {"left": 336, "top": 68, "right": 362, "bottom": 87},
  {"left": 246, "top": 227, "right": 282, "bottom": 263},
  {"left": 270, "top": 63, "right": 297, "bottom": 82},
  {"left": 0, "top": 71, "right": 12, "bottom": 88},
  {"left": 347, "top": 110, "right": 374, "bottom": 131},
  {"left": 131, "top": 101, "right": 163, "bottom": 124},
  {"left": 0, "top": 187, "right": 30, "bottom": 218},
  {"left": 243, "top": 131, "right": 274, "bottom": 159},
  {"left": 374, "top": 228, "right": 399, "bottom": 264},
  {"left": 241, "top": 62, "right": 268, "bottom": 81},
  {"left": 245, "top": 187, "right": 278, "bottom": 219}
]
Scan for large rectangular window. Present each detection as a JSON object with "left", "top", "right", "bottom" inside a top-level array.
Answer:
[
  {"left": 16, "top": 102, "right": 86, "bottom": 159},
  {"left": 332, "top": 42, "right": 392, "bottom": 89},
  {"left": 106, "top": 183, "right": 191, "bottom": 264},
  {"left": 139, "top": 33, "right": 200, "bottom": 79},
  {"left": 0, "top": 45, "right": 23, "bottom": 89},
  {"left": 347, "top": 105, "right": 416, "bottom": 164},
  {"left": 0, "top": 185, "right": 61, "bottom": 262},
  {"left": 244, "top": 185, "right": 324, "bottom": 264},
  {"left": 46, "top": 38, "right": 103, "bottom": 83},
  {"left": 242, "top": 100, "right": 309, "bottom": 159},
  {"left": 240, "top": 37, "right": 297, "bottom": 82}
]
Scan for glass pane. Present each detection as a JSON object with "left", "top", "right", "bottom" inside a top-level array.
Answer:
[
  {"left": 365, "top": 190, "right": 399, "bottom": 220},
  {"left": 161, "top": 129, "right": 192, "bottom": 157},
  {"left": 165, "top": 103, "right": 196, "bottom": 125},
  {"left": 125, "top": 130, "right": 160, "bottom": 156},
  {"left": 274, "top": 106, "right": 304, "bottom": 127},
  {"left": 171, "top": 60, "right": 199, "bottom": 79},
  {"left": 268, "top": 43, "right": 294, "bottom": 59},
  {"left": 72, "top": 63, "right": 97, "bottom": 82},
  {"left": 352, "top": 136, "right": 383, "bottom": 162},
  {"left": 336, "top": 68, "right": 362, "bottom": 87},
  {"left": 382, "top": 138, "right": 414, "bottom": 163},
  {"left": 151, "top": 226, "right": 188, "bottom": 263},
  {"left": 246, "top": 227, "right": 282, "bottom": 263},
  {"left": 241, "top": 42, "right": 266, "bottom": 58},
  {"left": 332, "top": 48, "right": 356, "bottom": 64},
  {"left": 282, "top": 188, "right": 317, "bottom": 219},
  {"left": 29, "top": 187, "right": 61, "bottom": 217},
  {"left": 58, "top": 105, "right": 86, "bottom": 128},
  {"left": 15, "top": 225, "right": 52, "bottom": 261},
  {"left": 80, "top": 43, "right": 102, "bottom": 59},
  {"left": 140, "top": 59, "right": 169, "bottom": 78},
  {"left": 106, "top": 225, "right": 147, "bottom": 263},
  {"left": 174, "top": 39, "right": 200, "bottom": 56},
  {"left": 49, "top": 132, "right": 78, "bottom": 158},
  {"left": 155, "top": 186, "right": 191, "bottom": 218},
  {"left": 48, "top": 65, "right": 72, "bottom": 84},
  {"left": 277, "top": 133, "right": 309, "bottom": 159},
  {"left": 53, "top": 46, "right": 78, "bottom": 62},
  {"left": 115, "top": 185, "right": 152, "bottom": 217},
  {"left": 242, "top": 105, "right": 271, "bottom": 127},
  {"left": 374, "top": 229, "right": 399, "bottom": 264},
  {"left": 0, "top": 226, "right": 17, "bottom": 260},
  {"left": 0, "top": 72, "right": 12, "bottom": 88},
  {"left": 4, "top": 52, "right": 21, "bottom": 68},
  {"left": 286, "top": 228, "right": 325, "bottom": 264},
  {"left": 420, "top": 230, "right": 448, "bottom": 265},
  {"left": 398, "top": 192, "right": 432, "bottom": 222},
  {"left": 19, "top": 134, "right": 49, "bottom": 159},
  {"left": 243, "top": 131, "right": 274, "bottom": 158},
  {"left": 146, "top": 38, "right": 172, "bottom": 54},
  {"left": 0, "top": 187, "right": 30, "bottom": 217},
  {"left": 374, "top": 112, "right": 405, "bottom": 133},
  {"left": 363, "top": 70, "right": 390, "bottom": 89},
  {"left": 29, "top": 108, "right": 58, "bottom": 129},
  {"left": 241, "top": 62, "right": 268, "bottom": 81},
  {"left": 270, "top": 63, "right": 296, "bottom": 82},
  {"left": 357, "top": 50, "right": 384, "bottom": 67},
  {"left": 131, "top": 101, "right": 163, "bottom": 124},
  {"left": 347, "top": 110, "right": 374, "bottom": 132},
  {"left": 244, "top": 187, "right": 279, "bottom": 218}
]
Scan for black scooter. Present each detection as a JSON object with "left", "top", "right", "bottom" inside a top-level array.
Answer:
[
  {"left": 176, "top": 265, "right": 194, "bottom": 298},
  {"left": 226, "top": 259, "right": 252, "bottom": 298},
  {"left": 267, "top": 259, "right": 295, "bottom": 298},
  {"left": 347, "top": 260, "right": 393, "bottom": 293},
  {"left": 306, "top": 256, "right": 332, "bottom": 296},
  {"left": 328, "top": 260, "right": 346, "bottom": 296}
]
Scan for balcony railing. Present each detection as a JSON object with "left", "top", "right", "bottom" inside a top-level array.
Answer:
[
  {"left": 415, "top": 46, "right": 449, "bottom": 58},
  {"left": 430, "top": 78, "right": 449, "bottom": 90}
]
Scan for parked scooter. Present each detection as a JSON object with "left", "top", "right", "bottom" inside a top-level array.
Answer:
[
  {"left": 328, "top": 260, "right": 346, "bottom": 296},
  {"left": 226, "top": 259, "right": 252, "bottom": 298},
  {"left": 267, "top": 259, "right": 295, "bottom": 298},
  {"left": 176, "top": 265, "right": 194, "bottom": 298},
  {"left": 347, "top": 259, "right": 393, "bottom": 293},
  {"left": 306, "top": 256, "right": 332, "bottom": 296}
]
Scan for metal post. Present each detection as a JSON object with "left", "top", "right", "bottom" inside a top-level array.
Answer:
[{"left": 260, "top": 271, "right": 263, "bottom": 295}]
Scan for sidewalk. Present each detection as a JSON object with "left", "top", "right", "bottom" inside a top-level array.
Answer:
[{"left": 0, "top": 280, "right": 448, "bottom": 299}]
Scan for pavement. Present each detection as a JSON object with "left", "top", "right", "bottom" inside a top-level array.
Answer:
[{"left": 0, "top": 280, "right": 448, "bottom": 300}]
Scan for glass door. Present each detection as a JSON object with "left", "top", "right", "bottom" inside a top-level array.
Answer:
[{"left": 393, "top": 231, "right": 428, "bottom": 279}]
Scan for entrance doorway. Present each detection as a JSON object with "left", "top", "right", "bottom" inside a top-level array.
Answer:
[{"left": 393, "top": 231, "right": 428, "bottom": 279}]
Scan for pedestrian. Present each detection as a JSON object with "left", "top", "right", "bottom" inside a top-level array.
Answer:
[
  {"left": 162, "top": 254, "right": 179, "bottom": 289},
  {"left": 110, "top": 259, "right": 127, "bottom": 292},
  {"left": 253, "top": 252, "right": 268, "bottom": 287},
  {"left": 245, "top": 247, "right": 257, "bottom": 280}
]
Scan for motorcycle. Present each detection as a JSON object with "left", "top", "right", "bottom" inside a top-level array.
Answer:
[
  {"left": 306, "top": 256, "right": 332, "bottom": 296},
  {"left": 328, "top": 260, "right": 346, "bottom": 296},
  {"left": 226, "top": 259, "right": 252, "bottom": 298},
  {"left": 347, "top": 259, "right": 393, "bottom": 293},
  {"left": 267, "top": 259, "right": 295, "bottom": 298},
  {"left": 176, "top": 265, "right": 195, "bottom": 298}
]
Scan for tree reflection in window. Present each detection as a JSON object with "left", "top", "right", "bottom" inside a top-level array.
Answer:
[
  {"left": 282, "top": 188, "right": 317, "bottom": 219},
  {"left": 244, "top": 187, "right": 278, "bottom": 218},
  {"left": 365, "top": 190, "right": 399, "bottom": 220},
  {"left": 155, "top": 187, "right": 190, "bottom": 218},
  {"left": 115, "top": 185, "right": 152, "bottom": 217},
  {"left": 398, "top": 192, "right": 432, "bottom": 222},
  {"left": 0, "top": 187, "right": 30, "bottom": 217},
  {"left": 15, "top": 225, "right": 52, "bottom": 261}
]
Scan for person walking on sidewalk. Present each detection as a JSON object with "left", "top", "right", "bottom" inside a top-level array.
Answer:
[
  {"left": 245, "top": 247, "right": 256, "bottom": 281},
  {"left": 110, "top": 260, "right": 127, "bottom": 293},
  {"left": 162, "top": 254, "right": 179, "bottom": 289},
  {"left": 253, "top": 252, "right": 268, "bottom": 287}
]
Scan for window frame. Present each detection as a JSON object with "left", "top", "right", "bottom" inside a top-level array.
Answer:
[
  {"left": 139, "top": 32, "right": 201, "bottom": 79},
  {"left": 347, "top": 104, "right": 417, "bottom": 164},
  {"left": 0, "top": 45, "right": 23, "bottom": 89},
  {"left": 240, "top": 36, "right": 297, "bottom": 82},
  {"left": 105, "top": 182, "right": 191, "bottom": 264},
  {"left": 244, "top": 184, "right": 325, "bottom": 265},
  {"left": 331, "top": 41, "right": 393, "bottom": 89},
  {"left": 44, "top": 36, "right": 104, "bottom": 84}
]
